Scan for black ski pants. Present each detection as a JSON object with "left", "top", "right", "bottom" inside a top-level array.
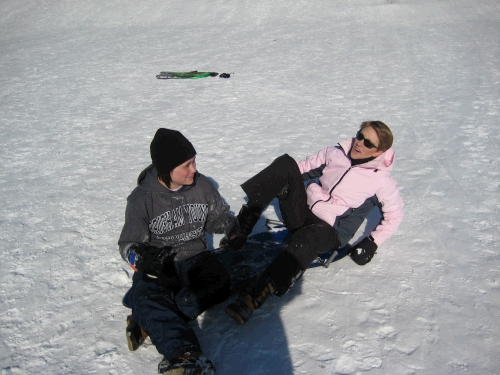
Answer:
[{"left": 241, "top": 154, "right": 340, "bottom": 271}]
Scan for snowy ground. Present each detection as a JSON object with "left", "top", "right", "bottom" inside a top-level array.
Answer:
[{"left": 1, "top": 0, "right": 499, "bottom": 374}]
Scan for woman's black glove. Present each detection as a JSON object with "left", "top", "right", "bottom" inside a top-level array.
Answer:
[
  {"left": 350, "top": 237, "right": 377, "bottom": 265},
  {"left": 128, "top": 243, "right": 177, "bottom": 277}
]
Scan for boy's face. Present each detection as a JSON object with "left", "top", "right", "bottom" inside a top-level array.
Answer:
[{"left": 170, "top": 157, "right": 197, "bottom": 189}]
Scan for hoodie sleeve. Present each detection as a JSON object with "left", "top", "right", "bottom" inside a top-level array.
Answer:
[
  {"left": 117, "top": 190, "right": 151, "bottom": 261},
  {"left": 371, "top": 177, "right": 404, "bottom": 246},
  {"left": 201, "top": 177, "right": 238, "bottom": 235}
]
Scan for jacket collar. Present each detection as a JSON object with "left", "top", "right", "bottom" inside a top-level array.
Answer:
[{"left": 338, "top": 138, "right": 396, "bottom": 171}]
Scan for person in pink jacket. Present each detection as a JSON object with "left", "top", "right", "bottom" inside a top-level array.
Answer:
[{"left": 220, "top": 121, "right": 404, "bottom": 324}]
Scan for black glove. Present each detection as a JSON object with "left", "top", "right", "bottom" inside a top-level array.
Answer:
[
  {"left": 219, "top": 216, "right": 242, "bottom": 251},
  {"left": 129, "top": 243, "right": 176, "bottom": 277},
  {"left": 350, "top": 237, "right": 377, "bottom": 266},
  {"left": 224, "top": 217, "right": 240, "bottom": 241}
]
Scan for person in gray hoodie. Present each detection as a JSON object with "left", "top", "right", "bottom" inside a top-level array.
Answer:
[{"left": 118, "top": 128, "right": 238, "bottom": 375}]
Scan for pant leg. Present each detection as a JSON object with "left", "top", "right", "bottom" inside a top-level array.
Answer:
[
  {"left": 241, "top": 153, "right": 309, "bottom": 229},
  {"left": 284, "top": 217, "right": 340, "bottom": 269},
  {"left": 129, "top": 272, "right": 201, "bottom": 360},
  {"left": 241, "top": 154, "right": 340, "bottom": 295},
  {"left": 175, "top": 251, "right": 231, "bottom": 320},
  {"left": 265, "top": 216, "right": 339, "bottom": 295}
]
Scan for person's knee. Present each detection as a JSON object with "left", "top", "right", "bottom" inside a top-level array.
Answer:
[
  {"left": 285, "top": 223, "right": 338, "bottom": 268},
  {"left": 274, "top": 153, "right": 296, "bottom": 171},
  {"left": 185, "top": 253, "right": 231, "bottom": 305}
]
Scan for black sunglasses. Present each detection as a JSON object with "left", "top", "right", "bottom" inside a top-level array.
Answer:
[{"left": 355, "top": 131, "right": 378, "bottom": 149}]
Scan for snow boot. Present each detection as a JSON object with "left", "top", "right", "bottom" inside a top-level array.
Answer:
[
  {"left": 219, "top": 204, "right": 261, "bottom": 251},
  {"left": 126, "top": 315, "right": 148, "bottom": 351},
  {"left": 225, "top": 251, "right": 304, "bottom": 324},
  {"left": 158, "top": 351, "right": 216, "bottom": 374},
  {"left": 224, "top": 273, "right": 276, "bottom": 324}
]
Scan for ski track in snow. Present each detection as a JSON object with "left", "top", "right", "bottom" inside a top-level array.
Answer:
[{"left": 1, "top": 1, "right": 499, "bottom": 374}]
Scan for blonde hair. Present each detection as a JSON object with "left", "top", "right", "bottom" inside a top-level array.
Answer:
[{"left": 360, "top": 121, "right": 393, "bottom": 151}]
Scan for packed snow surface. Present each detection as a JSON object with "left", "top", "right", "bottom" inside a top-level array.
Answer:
[{"left": 1, "top": 1, "right": 499, "bottom": 374}]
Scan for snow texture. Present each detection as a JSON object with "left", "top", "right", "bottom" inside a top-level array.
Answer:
[{"left": 1, "top": 0, "right": 499, "bottom": 374}]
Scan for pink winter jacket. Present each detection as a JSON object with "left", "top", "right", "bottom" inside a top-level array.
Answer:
[{"left": 296, "top": 139, "right": 404, "bottom": 246}]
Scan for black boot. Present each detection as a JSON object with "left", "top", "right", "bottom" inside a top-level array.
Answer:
[
  {"left": 158, "top": 351, "right": 216, "bottom": 374},
  {"left": 220, "top": 204, "right": 261, "bottom": 251},
  {"left": 225, "top": 251, "right": 304, "bottom": 324},
  {"left": 225, "top": 273, "right": 276, "bottom": 324},
  {"left": 266, "top": 251, "right": 305, "bottom": 297}
]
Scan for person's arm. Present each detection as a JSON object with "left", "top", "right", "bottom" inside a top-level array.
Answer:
[
  {"left": 118, "top": 194, "right": 179, "bottom": 283},
  {"left": 370, "top": 178, "right": 404, "bottom": 246},
  {"left": 202, "top": 178, "right": 239, "bottom": 237},
  {"left": 118, "top": 193, "right": 151, "bottom": 262},
  {"left": 350, "top": 178, "right": 404, "bottom": 266},
  {"left": 296, "top": 147, "right": 330, "bottom": 180}
]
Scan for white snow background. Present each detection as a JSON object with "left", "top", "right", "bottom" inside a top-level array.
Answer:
[{"left": 1, "top": 0, "right": 499, "bottom": 374}]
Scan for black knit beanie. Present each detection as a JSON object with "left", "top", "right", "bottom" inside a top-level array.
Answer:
[{"left": 150, "top": 128, "right": 197, "bottom": 174}]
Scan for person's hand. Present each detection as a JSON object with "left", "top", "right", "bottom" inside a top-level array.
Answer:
[
  {"left": 219, "top": 216, "right": 244, "bottom": 251},
  {"left": 350, "top": 237, "right": 377, "bottom": 265},
  {"left": 128, "top": 243, "right": 176, "bottom": 277},
  {"left": 224, "top": 218, "right": 240, "bottom": 241}
]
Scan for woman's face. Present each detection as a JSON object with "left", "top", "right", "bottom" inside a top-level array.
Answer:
[
  {"left": 170, "top": 157, "right": 197, "bottom": 189},
  {"left": 350, "top": 126, "right": 384, "bottom": 160}
]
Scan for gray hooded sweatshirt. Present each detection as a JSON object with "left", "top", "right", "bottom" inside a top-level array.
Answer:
[{"left": 118, "top": 165, "right": 236, "bottom": 262}]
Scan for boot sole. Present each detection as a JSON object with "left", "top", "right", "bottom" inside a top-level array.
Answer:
[
  {"left": 159, "top": 367, "right": 212, "bottom": 375},
  {"left": 224, "top": 306, "right": 247, "bottom": 325},
  {"left": 158, "top": 369, "right": 185, "bottom": 375},
  {"left": 224, "top": 299, "right": 254, "bottom": 325},
  {"left": 126, "top": 315, "right": 146, "bottom": 351}
]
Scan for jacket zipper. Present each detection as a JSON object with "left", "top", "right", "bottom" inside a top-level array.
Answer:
[{"left": 310, "top": 166, "right": 353, "bottom": 210}]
